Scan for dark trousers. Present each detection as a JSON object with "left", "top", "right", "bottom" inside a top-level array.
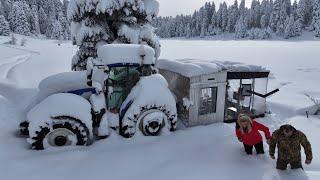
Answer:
[
  {"left": 276, "top": 159, "right": 303, "bottom": 170},
  {"left": 243, "top": 141, "right": 264, "bottom": 154}
]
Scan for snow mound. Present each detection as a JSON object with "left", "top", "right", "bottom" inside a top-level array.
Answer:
[
  {"left": 157, "top": 58, "right": 269, "bottom": 77},
  {"left": 39, "top": 71, "right": 88, "bottom": 93},
  {"left": 27, "top": 93, "right": 93, "bottom": 139},
  {"left": 97, "top": 44, "right": 156, "bottom": 65}
]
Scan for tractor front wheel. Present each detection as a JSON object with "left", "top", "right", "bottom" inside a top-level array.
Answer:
[{"left": 30, "top": 118, "right": 89, "bottom": 150}]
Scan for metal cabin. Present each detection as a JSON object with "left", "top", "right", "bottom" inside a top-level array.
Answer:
[{"left": 157, "top": 59, "right": 278, "bottom": 127}]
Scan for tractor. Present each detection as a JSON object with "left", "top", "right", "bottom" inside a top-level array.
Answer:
[{"left": 19, "top": 44, "right": 177, "bottom": 150}]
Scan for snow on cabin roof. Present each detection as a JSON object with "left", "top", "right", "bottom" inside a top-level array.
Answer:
[
  {"left": 157, "top": 59, "right": 269, "bottom": 77},
  {"left": 97, "top": 44, "right": 156, "bottom": 65}
]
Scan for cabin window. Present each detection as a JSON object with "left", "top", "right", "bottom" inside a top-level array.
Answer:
[{"left": 199, "top": 87, "right": 217, "bottom": 115}]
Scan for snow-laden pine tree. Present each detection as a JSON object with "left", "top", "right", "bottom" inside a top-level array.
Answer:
[
  {"left": 292, "top": 0, "right": 298, "bottom": 19},
  {"left": 250, "top": 0, "right": 261, "bottom": 28},
  {"left": 235, "top": 16, "right": 248, "bottom": 38},
  {"left": 260, "top": 15, "right": 268, "bottom": 28},
  {"left": 0, "top": 1, "right": 4, "bottom": 16},
  {"left": 0, "top": 0, "right": 12, "bottom": 19},
  {"left": 51, "top": 20, "right": 64, "bottom": 40},
  {"left": 0, "top": 15, "right": 10, "bottom": 36},
  {"left": 221, "top": 2, "right": 228, "bottom": 32},
  {"left": 200, "top": 21, "right": 206, "bottom": 38},
  {"left": 284, "top": 14, "right": 296, "bottom": 38},
  {"left": 311, "top": 0, "right": 320, "bottom": 37},
  {"left": 297, "top": 0, "right": 313, "bottom": 28},
  {"left": 38, "top": 7, "right": 48, "bottom": 34},
  {"left": 68, "top": 0, "right": 161, "bottom": 71},
  {"left": 45, "top": 0, "right": 57, "bottom": 38},
  {"left": 227, "top": 0, "right": 239, "bottom": 33},
  {"left": 259, "top": 27, "right": 272, "bottom": 39},
  {"left": 270, "top": 0, "right": 282, "bottom": 31},
  {"left": 216, "top": 3, "right": 223, "bottom": 32},
  {"left": 186, "top": 23, "right": 192, "bottom": 38},
  {"left": 30, "top": 4, "right": 40, "bottom": 34},
  {"left": 276, "top": 2, "right": 288, "bottom": 36},
  {"left": 58, "top": 11, "right": 70, "bottom": 39},
  {"left": 239, "top": 0, "right": 246, "bottom": 17},
  {"left": 8, "top": 0, "right": 30, "bottom": 35}
]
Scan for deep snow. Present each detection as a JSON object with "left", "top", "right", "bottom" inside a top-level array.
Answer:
[{"left": 0, "top": 35, "right": 320, "bottom": 180}]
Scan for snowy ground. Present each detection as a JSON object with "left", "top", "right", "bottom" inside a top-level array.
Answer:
[{"left": 0, "top": 35, "right": 320, "bottom": 180}]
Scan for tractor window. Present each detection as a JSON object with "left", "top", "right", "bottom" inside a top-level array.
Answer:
[
  {"left": 199, "top": 87, "right": 217, "bottom": 115},
  {"left": 108, "top": 66, "right": 140, "bottom": 112}
]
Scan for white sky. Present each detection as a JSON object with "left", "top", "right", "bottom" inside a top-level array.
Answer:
[{"left": 157, "top": 0, "right": 251, "bottom": 17}]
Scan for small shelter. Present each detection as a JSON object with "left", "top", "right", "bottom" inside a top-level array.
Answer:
[{"left": 157, "top": 59, "right": 278, "bottom": 127}]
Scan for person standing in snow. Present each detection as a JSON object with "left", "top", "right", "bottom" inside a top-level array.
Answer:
[
  {"left": 236, "top": 114, "right": 271, "bottom": 155},
  {"left": 269, "top": 124, "right": 313, "bottom": 170}
]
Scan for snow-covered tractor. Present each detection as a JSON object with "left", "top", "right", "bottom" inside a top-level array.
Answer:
[{"left": 19, "top": 44, "right": 177, "bottom": 150}]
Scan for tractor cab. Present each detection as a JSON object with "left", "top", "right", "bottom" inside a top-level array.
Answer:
[{"left": 87, "top": 44, "right": 157, "bottom": 113}]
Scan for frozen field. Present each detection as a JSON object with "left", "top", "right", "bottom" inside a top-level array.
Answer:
[{"left": 0, "top": 35, "right": 320, "bottom": 180}]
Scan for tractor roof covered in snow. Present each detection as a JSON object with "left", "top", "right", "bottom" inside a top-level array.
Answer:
[
  {"left": 97, "top": 44, "right": 156, "bottom": 66},
  {"left": 156, "top": 59, "right": 269, "bottom": 78}
]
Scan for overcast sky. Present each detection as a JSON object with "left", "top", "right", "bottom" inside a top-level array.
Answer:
[{"left": 157, "top": 0, "right": 251, "bottom": 17}]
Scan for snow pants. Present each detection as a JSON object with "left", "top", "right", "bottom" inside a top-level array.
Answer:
[{"left": 243, "top": 141, "right": 264, "bottom": 154}]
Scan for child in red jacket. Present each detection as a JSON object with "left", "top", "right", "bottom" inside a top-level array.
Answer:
[{"left": 236, "top": 114, "right": 271, "bottom": 155}]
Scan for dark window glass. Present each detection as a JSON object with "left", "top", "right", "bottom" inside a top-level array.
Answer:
[{"left": 199, "top": 87, "right": 217, "bottom": 115}]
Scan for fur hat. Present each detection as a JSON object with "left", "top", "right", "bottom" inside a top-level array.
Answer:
[{"left": 280, "top": 124, "right": 296, "bottom": 132}]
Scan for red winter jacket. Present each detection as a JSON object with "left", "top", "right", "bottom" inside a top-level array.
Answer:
[{"left": 236, "top": 120, "right": 271, "bottom": 146}]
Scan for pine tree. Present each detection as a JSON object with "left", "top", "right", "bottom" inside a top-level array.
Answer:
[
  {"left": 8, "top": 0, "right": 30, "bottom": 35},
  {"left": 38, "top": 7, "right": 48, "bottom": 34},
  {"left": 51, "top": 20, "right": 64, "bottom": 39},
  {"left": 284, "top": 14, "right": 296, "bottom": 38},
  {"left": 0, "top": 15, "right": 10, "bottom": 36},
  {"left": 68, "top": 0, "right": 161, "bottom": 70},
  {"left": 1, "top": 0, "right": 12, "bottom": 19},
  {"left": 297, "top": 0, "right": 313, "bottom": 28},
  {"left": 251, "top": 0, "right": 261, "bottom": 28},
  {"left": 30, "top": 5, "right": 40, "bottom": 34},
  {"left": 292, "top": 0, "right": 298, "bottom": 19},
  {"left": 312, "top": 0, "right": 320, "bottom": 37},
  {"left": 216, "top": 3, "right": 223, "bottom": 31},
  {"left": 227, "top": 0, "right": 239, "bottom": 33},
  {"left": 276, "top": 2, "right": 288, "bottom": 36},
  {"left": 239, "top": 0, "right": 246, "bottom": 16},
  {"left": 261, "top": 15, "right": 268, "bottom": 28},
  {"left": 200, "top": 22, "right": 205, "bottom": 38},
  {"left": 221, "top": 2, "right": 228, "bottom": 32},
  {"left": 45, "top": 0, "right": 57, "bottom": 38},
  {"left": 270, "top": 0, "right": 282, "bottom": 31},
  {"left": 235, "top": 16, "right": 248, "bottom": 38},
  {"left": 0, "top": 1, "right": 4, "bottom": 16},
  {"left": 186, "top": 23, "right": 192, "bottom": 38},
  {"left": 259, "top": 27, "right": 272, "bottom": 39}
]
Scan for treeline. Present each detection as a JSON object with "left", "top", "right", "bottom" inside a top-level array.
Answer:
[
  {"left": 0, "top": 0, "right": 70, "bottom": 39},
  {"left": 153, "top": 0, "right": 320, "bottom": 39}
]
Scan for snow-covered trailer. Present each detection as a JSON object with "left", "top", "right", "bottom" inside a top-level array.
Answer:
[{"left": 157, "top": 59, "right": 277, "bottom": 127}]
